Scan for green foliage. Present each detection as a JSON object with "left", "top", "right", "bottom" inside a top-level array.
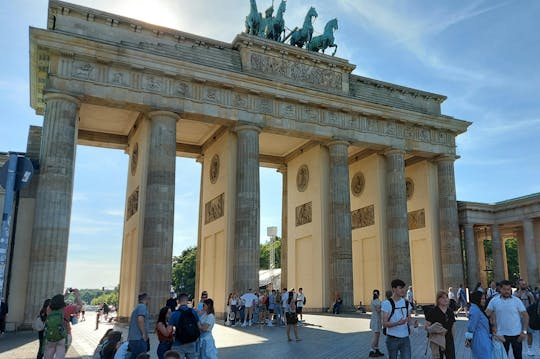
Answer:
[
  {"left": 260, "top": 237, "right": 281, "bottom": 269},
  {"left": 505, "top": 238, "right": 520, "bottom": 282},
  {"left": 90, "top": 291, "right": 118, "bottom": 307},
  {"left": 172, "top": 246, "right": 197, "bottom": 297}
]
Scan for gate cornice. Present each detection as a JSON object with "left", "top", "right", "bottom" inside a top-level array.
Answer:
[{"left": 30, "top": 27, "right": 470, "bottom": 155}]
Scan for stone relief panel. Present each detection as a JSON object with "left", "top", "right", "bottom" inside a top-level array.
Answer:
[
  {"left": 126, "top": 186, "right": 139, "bottom": 220},
  {"left": 351, "top": 204, "right": 375, "bottom": 229},
  {"left": 295, "top": 201, "right": 312, "bottom": 227},
  {"left": 142, "top": 75, "right": 164, "bottom": 93},
  {"left": 232, "top": 93, "right": 248, "bottom": 109},
  {"left": 249, "top": 53, "right": 342, "bottom": 92},
  {"left": 405, "top": 177, "right": 414, "bottom": 200},
  {"left": 130, "top": 142, "right": 139, "bottom": 176},
  {"left": 205, "top": 193, "right": 224, "bottom": 224},
  {"left": 296, "top": 165, "right": 309, "bottom": 192},
  {"left": 279, "top": 102, "right": 297, "bottom": 119},
  {"left": 71, "top": 61, "right": 96, "bottom": 81},
  {"left": 173, "top": 81, "right": 192, "bottom": 98},
  {"left": 408, "top": 209, "right": 425, "bottom": 230},
  {"left": 108, "top": 69, "right": 131, "bottom": 87},
  {"left": 256, "top": 97, "right": 274, "bottom": 114},
  {"left": 203, "top": 87, "right": 219, "bottom": 103},
  {"left": 302, "top": 107, "right": 320, "bottom": 122},
  {"left": 321, "top": 111, "right": 344, "bottom": 128},
  {"left": 351, "top": 172, "right": 365, "bottom": 197},
  {"left": 209, "top": 154, "right": 219, "bottom": 184}
]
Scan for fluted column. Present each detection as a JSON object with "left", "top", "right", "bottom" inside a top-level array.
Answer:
[
  {"left": 140, "top": 111, "right": 178, "bottom": 316},
  {"left": 384, "top": 149, "right": 411, "bottom": 285},
  {"left": 523, "top": 218, "right": 538, "bottom": 286},
  {"left": 327, "top": 140, "right": 354, "bottom": 310},
  {"left": 437, "top": 156, "right": 464, "bottom": 289},
  {"left": 25, "top": 93, "right": 80, "bottom": 323},
  {"left": 464, "top": 224, "right": 479, "bottom": 290},
  {"left": 233, "top": 125, "right": 260, "bottom": 292},
  {"left": 491, "top": 224, "right": 505, "bottom": 281},
  {"left": 277, "top": 165, "right": 288, "bottom": 290}
]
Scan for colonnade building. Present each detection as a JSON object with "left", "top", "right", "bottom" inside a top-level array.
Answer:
[{"left": 3, "top": 1, "right": 534, "bottom": 329}]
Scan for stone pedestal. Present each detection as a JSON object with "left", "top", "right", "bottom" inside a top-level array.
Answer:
[
  {"left": 491, "top": 224, "right": 505, "bottom": 280},
  {"left": 233, "top": 125, "right": 260, "bottom": 292},
  {"left": 523, "top": 218, "right": 538, "bottom": 286},
  {"left": 437, "top": 156, "right": 464, "bottom": 288},
  {"left": 278, "top": 165, "right": 288, "bottom": 290},
  {"left": 384, "top": 149, "right": 411, "bottom": 285},
  {"left": 24, "top": 93, "right": 80, "bottom": 323},
  {"left": 463, "top": 224, "right": 478, "bottom": 289},
  {"left": 140, "top": 111, "right": 178, "bottom": 316},
  {"left": 327, "top": 141, "right": 353, "bottom": 310}
]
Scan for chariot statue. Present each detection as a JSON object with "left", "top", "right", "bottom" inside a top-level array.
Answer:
[
  {"left": 307, "top": 18, "right": 339, "bottom": 56},
  {"left": 289, "top": 6, "right": 318, "bottom": 48}
]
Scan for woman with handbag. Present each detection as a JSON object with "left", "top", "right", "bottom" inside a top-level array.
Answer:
[
  {"left": 285, "top": 291, "right": 301, "bottom": 342},
  {"left": 35, "top": 299, "right": 50, "bottom": 359}
]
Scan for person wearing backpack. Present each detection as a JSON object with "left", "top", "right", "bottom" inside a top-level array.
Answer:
[
  {"left": 127, "top": 293, "right": 150, "bottom": 359},
  {"left": 381, "top": 279, "right": 418, "bottom": 359},
  {"left": 44, "top": 289, "right": 82, "bottom": 359},
  {"left": 168, "top": 293, "right": 201, "bottom": 359}
]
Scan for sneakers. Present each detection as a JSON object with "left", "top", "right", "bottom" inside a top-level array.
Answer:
[
  {"left": 241, "top": 322, "right": 247, "bottom": 327},
  {"left": 527, "top": 348, "right": 535, "bottom": 357},
  {"left": 369, "top": 349, "right": 384, "bottom": 357}
]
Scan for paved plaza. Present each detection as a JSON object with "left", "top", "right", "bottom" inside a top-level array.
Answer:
[{"left": 2, "top": 311, "right": 539, "bottom": 359}]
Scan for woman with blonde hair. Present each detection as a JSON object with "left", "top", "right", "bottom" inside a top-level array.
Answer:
[{"left": 425, "top": 291, "right": 456, "bottom": 358}]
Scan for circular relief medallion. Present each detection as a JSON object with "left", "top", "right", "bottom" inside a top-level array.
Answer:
[
  {"left": 406, "top": 177, "right": 414, "bottom": 200},
  {"left": 209, "top": 154, "right": 220, "bottom": 184},
  {"left": 130, "top": 143, "right": 139, "bottom": 176},
  {"left": 296, "top": 165, "right": 309, "bottom": 192},
  {"left": 351, "top": 172, "right": 365, "bottom": 197}
]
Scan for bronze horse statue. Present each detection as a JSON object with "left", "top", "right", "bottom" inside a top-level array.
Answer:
[
  {"left": 290, "top": 6, "right": 318, "bottom": 48},
  {"left": 307, "top": 18, "right": 338, "bottom": 56},
  {"left": 245, "top": 0, "right": 262, "bottom": 36},
  {"left": 266, "top": 0, "right": 287, "bottom": 41}
]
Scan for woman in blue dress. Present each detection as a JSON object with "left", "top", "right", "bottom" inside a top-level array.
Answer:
[{"left": 466, "top": 291, "right": 492, "bottom": 358}]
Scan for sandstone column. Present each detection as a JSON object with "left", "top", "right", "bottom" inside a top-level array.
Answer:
[
  {"left": 384, "top": 149, "right": 411, "bottom": 285},
  {"left": 491, "top": 224, "right": 505, "bottom": 281},
  {"left": 233, "top": 125, "right": 260, "bottom": 292},
  {"left": 327, "top": 141, "right": 354, "bottom": 310},
  {"left": 437, "top": 156, "right": 464, "bottom": 289},
  {"left": 277, "top": 165, "right": 288, "bottom": 290},
  {"left": 523, "top": 218, "right": 538, "bottom": 286},
  {"left": 25, "top": 93, "right": 80, "bottom": 323},
  {"left": 463, "top": 224, "right": 479, "bottom": 290},
  {"left": 140, "top": 111, "right": 178, "bottom": 316}
]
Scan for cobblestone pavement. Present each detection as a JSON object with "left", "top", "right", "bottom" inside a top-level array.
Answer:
[{"left": 1, "top": 312, "right": 538, "bottom": 358}]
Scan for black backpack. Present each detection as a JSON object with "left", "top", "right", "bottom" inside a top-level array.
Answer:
[
  {"left": 175, "top": 308, "right": 200, "bottom": 344},
  {"left": 527, "top": 302, "right": 540, "bottom": 330},
  {"left": 382, "top": 298, "right": 409, "bottom": 335}
]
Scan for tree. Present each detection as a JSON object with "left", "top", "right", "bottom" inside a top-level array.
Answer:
[
  {"left": 505, "top": 238, "right": 520, "bottom": 282},
  {"left": 172, "top": 246, "right": 197, "bottom": 297},
  {"left": 90, "top": 290, "right": 118, "bottom": 307},
  {"left": 260, "top": 236, "right": 281, "bottom": 269}
]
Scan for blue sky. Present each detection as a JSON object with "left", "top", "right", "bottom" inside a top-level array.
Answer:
[{"left": 1, "top": 0, "right": 538, "bottom": 288}]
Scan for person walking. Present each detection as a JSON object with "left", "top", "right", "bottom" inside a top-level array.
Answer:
[
  {"left": 514, "top": 278, "right": 536, "bottom": 356},
  {"left": 199, "top": 298, "right": 218, "bottom": 359},
  {"left": 169, "top": 293, "right": 201, "bottom": 358},
  {"left": 486, "top": 279, "right": 529, "bottom": 359},
  {"left": 425, "top": 291, "right": 456, "bottom": 359},
  {"left": 36, "top": 298, "right": 50, "bottom": 359},
  {"left": 156, "top": 307, "right": 173, "bottom": 359},
  {"left": 381, "top": 279, "right": 417, "bottom": 359},
  {"left": 368, "top": 289, "right": 384, "bottom": 357},
  {"left": 465, "top": 291, "right": 492, "bottom": 359},
  {"left": 296, "top": 288, "right": 305, "bottom": 325},
  {"left": 456, "top": 284, "right": 468, "bottom": 316},
  {"left": 127, "top": 293, "right": 150, "bottom": 359}
]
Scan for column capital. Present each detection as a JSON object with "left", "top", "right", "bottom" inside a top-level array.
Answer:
[
  {"left": 147, "top": 110, "right": 181, "bottom": 121},
  {"left": 383, "top": 148, "right": 405, "bottom": 157},
  {"left": 326, "top": 139, "right": 350, "bottom": 148},
  {"left": 277, "top": 164, "right": 287, "bottom": 174},
  {"left": 435, "top": 154, "right": 459, "bottom": 162},
  {"left": 233, "top": 124, "right": 261, "bottom": 134},
  {"left": 43, "top": 92, "right": 81, "bottom": 107}
]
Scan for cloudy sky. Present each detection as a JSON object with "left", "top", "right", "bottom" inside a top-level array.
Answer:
[{"left": 1, "top": 0, "right": 538, "bottom": 289}]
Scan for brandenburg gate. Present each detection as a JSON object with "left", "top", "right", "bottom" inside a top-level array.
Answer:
[{"left": 7, "top": 0, "right": 472, "bottom": 325}]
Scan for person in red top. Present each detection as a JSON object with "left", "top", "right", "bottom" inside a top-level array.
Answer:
[{"left": 156, "top": 306, "right": 174, "bottom": 359}]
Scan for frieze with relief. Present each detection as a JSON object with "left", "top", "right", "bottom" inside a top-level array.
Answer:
[
  {"left": 295, "top": 201, "right": 312, "bottom": 227},
  {"left": 71, "top": 61, "right": 96, "bottom": 81},
  {"left": 249, "top": 53, "right": 342, "bottom": 92},
  {"left": 351, "top": 204, "right": 375, "bottom": 229},
  {"left": 142, "top": 75, "right": 164, "bottom": 93},
  {"left": 209, "top": 154, "right": 219, "bottom": 184},
  {"left": 351, "top": 172, "right": 365, "bottom": 197},
  {"left": 126, "top": 186, "right": 139, "bottom": 220},
  {"left": 408, "top": 209, "right": 425, "bottom": 230},
  {"left": 296, "top": 165, "right": 309, "bottom": 192},
  {"left": 108, "top": 69, "right": 131, "bottom": 87},
  {"left": 174, "top": 81, "right": 192, "bottom": 98},
  {"left": 205, "top": 193, "right": 224, "bottom": 224}
]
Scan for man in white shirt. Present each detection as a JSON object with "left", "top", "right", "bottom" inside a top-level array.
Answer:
[
  {"left": 381, "top": 279, "right": 417, "bottom": 359},
  {"left": 486, "top": 279, "right": 529, "bottom": 358},
  {"left": 240, "top": 288, "right": 257, "bottom": 327},
  {"left": 296, "top": 288, "right": 305, "bottom": 324}
]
